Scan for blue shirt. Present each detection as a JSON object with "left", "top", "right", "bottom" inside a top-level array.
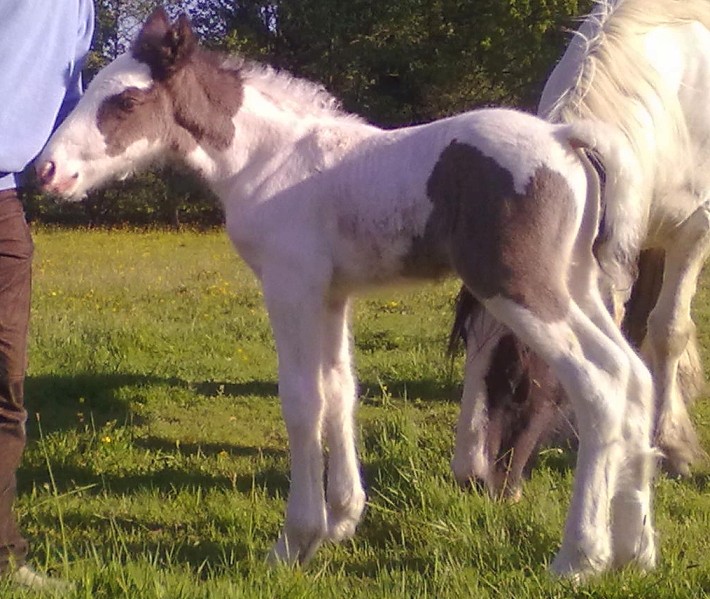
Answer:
[{"left": 0, "top": 0, "right": 94, "bottom": 190}]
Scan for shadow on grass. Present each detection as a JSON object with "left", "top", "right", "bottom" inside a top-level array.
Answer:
[
  {"left": 21, "top": 372, "right": 290, "bottom": 498},
  {"left": 23, "top": 373, "right": 282, "bottom": 438},
  {"left": 194, "top": 380, "right": 278, "bottom": 398},
  {"left": 19, "top": 453, "right": 290, "bottom": 500},
  {"left": 25, "top": 372, "right": 152, "bottom": 437},
  {"left": 196, "top": 377, "right": 459, "bottom": 404},
  {"left": 29, "top": 510, "right": 267, "bottom": 575},
  {"left": 24, "top": 371, "right": 458, "bottom": 441}
]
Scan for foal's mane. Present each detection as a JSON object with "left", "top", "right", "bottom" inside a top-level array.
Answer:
[
  {"left": 546, "top": 0, "right": 710, "bottom": 188},
  {"left": 224, "top": 56, "right": 362, "bottom": 122}
]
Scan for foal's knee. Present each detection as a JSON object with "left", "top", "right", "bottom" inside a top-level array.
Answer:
[{"left": 280, "top": 376, "right": 325, "bottom": 432}]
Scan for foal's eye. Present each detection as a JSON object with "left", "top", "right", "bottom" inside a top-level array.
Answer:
[
  {"left": 113, "top": 89, "right": 144, "bottom": 113},
  {"left": 117, "top": 95, "right": 139, "bottom": 112}
]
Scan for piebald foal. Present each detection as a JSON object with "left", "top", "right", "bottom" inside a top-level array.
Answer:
[{"left": 37, "top": 9, "right": 655, "bottom": 577}]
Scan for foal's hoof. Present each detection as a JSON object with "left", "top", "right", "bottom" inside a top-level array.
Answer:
[
  {"left": 267, "top": 532, "right": 323, "bottom": 567},
  {"left": 451, "top": 458, "right": 479, "bottom": 490},
  {"left": 327, "top": 489, "right": 366, "bottom": 542},
  {"left": 499, "top": 483, "right": 523, "bottom": 503},
  {"left": 550, "top": 544, "right": 611, "bottom": 581},
  {"left": 488, "top": 470, "right": 524, "bottom": 503}
]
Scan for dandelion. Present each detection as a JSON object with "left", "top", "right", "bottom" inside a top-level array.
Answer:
[{"left": 101, "top": 435, "right": 112, "bottom": 444}]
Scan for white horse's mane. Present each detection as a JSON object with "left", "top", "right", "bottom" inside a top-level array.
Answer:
[
  {"left": 223, "top": 56, "right": 364, "bottom": 123},
  {"left": 547, "top": 0, "right": 710, "bottom": 190}
]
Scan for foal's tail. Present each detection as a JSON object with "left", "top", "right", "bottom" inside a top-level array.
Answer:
[
  {"left": 555, "top": 120, "right": 645, "bottom": 298},
  {"left": 449, "top": 120, "right": 642, "bottom": 355}
]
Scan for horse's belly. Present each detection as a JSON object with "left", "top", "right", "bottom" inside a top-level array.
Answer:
[{"left": 331, "top": 217, "right": 450, "bottom": 289}]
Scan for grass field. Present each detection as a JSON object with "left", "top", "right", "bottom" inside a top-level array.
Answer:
[{"left": 1, "top": 228, "right": 708, "bottom": 598}]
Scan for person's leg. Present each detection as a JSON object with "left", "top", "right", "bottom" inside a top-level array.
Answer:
[{"left": 0, "top": 188, "right": 33, "bottom": 575}]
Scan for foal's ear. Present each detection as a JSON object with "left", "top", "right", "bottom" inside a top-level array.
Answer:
[
  {"left": 133, "top": 8, "right": 197, "bottom": 79},
  {"left": 140, "top": 7, "right": 171, "bottom": 39}
]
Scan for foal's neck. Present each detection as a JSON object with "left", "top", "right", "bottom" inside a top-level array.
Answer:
[{"left": 185, "top": 81, "right": 379, "bottom": 201}]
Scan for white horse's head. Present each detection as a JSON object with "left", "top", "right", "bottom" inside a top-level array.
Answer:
[{"left": 38, "top": 8, "right": 242, "bottom": 198}]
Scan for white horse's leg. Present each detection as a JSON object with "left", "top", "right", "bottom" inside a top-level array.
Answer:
[
  {"left": 262, "top": 270, "right": 329, "bottom": 566},
  {"left": 321, "top": 297, "right": 366, "bottom": 542},
  {"left": 646, "top": 200, "right": 710, "bottom": 475},
  {"left": 452, "top": 313, "right": 505, "bottom": 489},
  {"left": 484, "top": 297, "right": 634, "bottom": 578}
]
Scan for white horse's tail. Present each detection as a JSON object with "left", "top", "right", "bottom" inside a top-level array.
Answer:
[{"left": 556, "top": 120, "right": 645, "bottom": 302}]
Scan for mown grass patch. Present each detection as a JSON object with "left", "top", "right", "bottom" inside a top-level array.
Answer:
[{"left": 1, "top": 227, "right": 708, "bottom": 597}]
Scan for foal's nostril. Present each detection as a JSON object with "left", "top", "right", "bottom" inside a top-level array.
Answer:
[{"left": 37, "top": 161, "right": 56, "bottom": 185}]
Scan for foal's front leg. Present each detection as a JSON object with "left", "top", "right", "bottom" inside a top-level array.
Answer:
[{"left": 262, "top": 272, "right": 330, "bottom": 566}]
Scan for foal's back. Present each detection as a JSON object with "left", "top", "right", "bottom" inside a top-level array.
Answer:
[{"left": 324, "top": 108, "right": 586, "bottom": 293}]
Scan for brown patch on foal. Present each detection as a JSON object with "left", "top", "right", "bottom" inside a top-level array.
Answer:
[
  {"left": 97, "top": 86, "right": 168, "bottom": 156},
  {"left": 97, "top": 13, "right": 243, "bottom": 157},
  {"left": 424, "top": 141, "right": 576, "bottom": 322}
]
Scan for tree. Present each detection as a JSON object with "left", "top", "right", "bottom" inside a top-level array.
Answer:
[
  {"left": 184, "top": 0, "right": 594, "bottom": 124},
  {"left": 33, "top": 0, "right": 595, "bottom": 226}
]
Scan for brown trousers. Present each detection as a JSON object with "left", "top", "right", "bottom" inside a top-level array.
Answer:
[{"left": 0, "top": 188, "right": 33, "bottom": 572}]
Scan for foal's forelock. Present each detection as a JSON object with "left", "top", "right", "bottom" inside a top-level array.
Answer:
[{"left": 88, "top": 47, "right": 244, "bottom": 162}]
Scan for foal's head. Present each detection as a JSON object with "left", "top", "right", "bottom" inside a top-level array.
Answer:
[
  {"left": 451, "top": 291, "right": 574, "bottom": 499},
  {"left": 38, "top": 8, "right": 242, "bottom": 198},
  {"left": 477, "top": 335, "right": 570, "bottom": 499}
]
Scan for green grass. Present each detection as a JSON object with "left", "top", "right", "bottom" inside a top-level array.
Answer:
[{"left": 1, "top": 227, "right": 708, "bottom": 597}]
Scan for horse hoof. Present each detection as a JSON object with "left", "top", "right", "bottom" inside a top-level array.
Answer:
[
  {"left": 327, "top": 489, "right": 366, "bottom": 542},
  {"left": 267, "top": 531, "right": 323, "bottom": 567},
  {"left": 656, "top": 415, "right": 703, "bottom": 477},
  {"left": 657, "top": 437, "right": 701, "bottom": 478},
  {"left": 501, "top": 484, "right": 523, "bottom": 503},
  {"left": 550, "top": 542, "right": 611, "bottom": 580},
  {"left": 453, "top": 474, "right": 487, "bottom": 494}
]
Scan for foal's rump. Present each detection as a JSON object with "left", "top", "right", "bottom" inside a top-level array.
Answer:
[
  {"left": 446, "top": 115, "right": 642, "bottom": 492},
  {"left": 329, "top": 108, "right": 598, "bottom": 290}
]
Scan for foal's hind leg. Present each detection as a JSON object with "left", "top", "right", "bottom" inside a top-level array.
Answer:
[
  {"left": 321, "top": 298, "right": 366, "bottom": 542},
  {"left": 569, "top": 268, "right": 656, "bottom": 570},
  {"left": 646, "top": 200, "right": 710, "bottom": 475},
  {"left": 483, "top": 297, "right": 635, "bottom": 577}
]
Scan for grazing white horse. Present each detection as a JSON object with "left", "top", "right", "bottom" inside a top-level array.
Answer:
[
  {"left": 36, "top": 9, "right": 655, "bottom": 577},
  {"left": 452, "top": 0, "right": 710, "bottom": 499}
]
